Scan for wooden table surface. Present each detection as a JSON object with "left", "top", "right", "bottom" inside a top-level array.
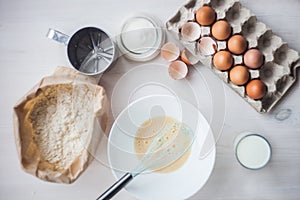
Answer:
[{"left": 1, "top": 0, "right": 300, "bottom": 199}]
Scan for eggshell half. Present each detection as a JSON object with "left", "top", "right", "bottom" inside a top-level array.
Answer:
[
  {"left": 168, "top": 60, "right": 188, "bottom": 80},
  {"left": 197, "top": 36, "right": 217, "bottom": 56},
  {"left": 161, "top": 42, "right": 180, "bottom": 62},
  {"left": 181, "top": 22, "right": 201, "bottom": 42},
  {"left": 181, "top": 49, "right": 199, "bottom": 65}
]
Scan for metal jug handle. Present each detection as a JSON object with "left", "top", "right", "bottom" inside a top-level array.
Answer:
[{"left": 46, "top": 28, "right": 70, "bottom": 45}]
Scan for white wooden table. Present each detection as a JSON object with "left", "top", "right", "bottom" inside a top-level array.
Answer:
[{"left": 1, "top": 0, "right": 300, "bottom": 199}]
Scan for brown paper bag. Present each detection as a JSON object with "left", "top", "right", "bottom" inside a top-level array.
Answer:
[{"left": 13, "top": 66, "right": 110, "bottom": 183}]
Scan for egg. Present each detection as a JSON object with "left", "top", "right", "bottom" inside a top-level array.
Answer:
[
  {"left": 229, "top": 65, "right": 250, "bottom": 86},
  {"left": 228, "top": 35, "right": 247, "bottom": 55},
  {"left": 181, "top": 22, "right": 201, "bottom": 42},
  {"left": 168, "top": 60, "right": 188, "bottom": 80},
  {"left": 181, "top": 49, "right": 199, "bottom": 65},
  {"left": 213, "top": 50, "right": 233, "bottom": 71},
  {"left": 196, "top": 6, "right": 216, "bottom": 26},
  {"left": 244, "top": 49, "right": 264, "bottom": 69},
  {"left": 161, "top": 42, "right": 180, "bottom": 62},
  {"left": 246, "top": 79, "right": 267, "bottom": 100},
  {"left": 197, "top": 36, "right": 217, "bottom": 56},
  {"left": 211, "top": 20, "right": 232, "bottom": 41}
]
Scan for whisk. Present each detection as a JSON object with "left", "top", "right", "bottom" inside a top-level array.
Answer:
[{"left": 96, "top": 122, "right": 194, "bottom": 200}]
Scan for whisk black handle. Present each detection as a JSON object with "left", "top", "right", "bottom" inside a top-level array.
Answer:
[{"left": 96, "top": 173, "right": 133, "bottom": 200}]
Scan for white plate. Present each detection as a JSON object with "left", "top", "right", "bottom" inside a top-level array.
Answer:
[{"left": 108, "top": 95, "right": 215, "bottom": 200}]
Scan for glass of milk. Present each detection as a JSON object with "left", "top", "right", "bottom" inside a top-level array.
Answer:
[
  {"left": 234, "top": 132, "right": 272, "bottom": 170},
  {"left": 117, "top": 14, "right": 165, "bottom": 62}
]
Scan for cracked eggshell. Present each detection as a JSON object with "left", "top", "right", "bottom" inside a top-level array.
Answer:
[
  {"left": 181, "top": 49, "right": 199, "bottom": 65},
  {"left": 197, "top": 36, "right": 218, "bottom": 56},
  {"left": 161, "top": 42, "right": 180, "bottom": 62},
  {"left": 168, "top": 60, "right": 188, "bottom": 80},
  {"left": 181, "top": 22, "right": 201, "bottom": 42}
]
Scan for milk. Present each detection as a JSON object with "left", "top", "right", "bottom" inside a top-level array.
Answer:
[{"left": 235, "top": 134, "right": 271, "bottom": 169}]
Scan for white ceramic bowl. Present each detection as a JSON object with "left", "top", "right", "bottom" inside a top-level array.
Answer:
[{"left": 108, "top": 95, "right": 215, "bottom": 200}]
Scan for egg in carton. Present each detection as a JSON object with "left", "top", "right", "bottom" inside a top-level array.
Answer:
[{"left": 166, "top": 0, "right": 300, "bottom": 113}]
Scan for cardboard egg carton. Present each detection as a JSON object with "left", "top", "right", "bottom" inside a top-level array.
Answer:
[{"left": 166, "top": 0, "right": 300, "bottom": 113}]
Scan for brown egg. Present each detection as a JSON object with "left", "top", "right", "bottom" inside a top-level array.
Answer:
[
  {"left": 196, "top": 6, "right": 216, "bottom": 26},
  {"left": 211, "top": 20, "right": 232, "bottom": 40},
  {"left": 246, "top": 79, "right": 267, "bottom": 100},
  {"left": 244, "top": 49, "right": 264, "bottom": 69},
  {"left": 228, "top": 35, "right": 247, "bottom": 55},
  {"left": 229, "top": 65, "right": 250, "bottom": 86},
  {"left": 213, "top": 50, "right": 233, "bottom": 71}
]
